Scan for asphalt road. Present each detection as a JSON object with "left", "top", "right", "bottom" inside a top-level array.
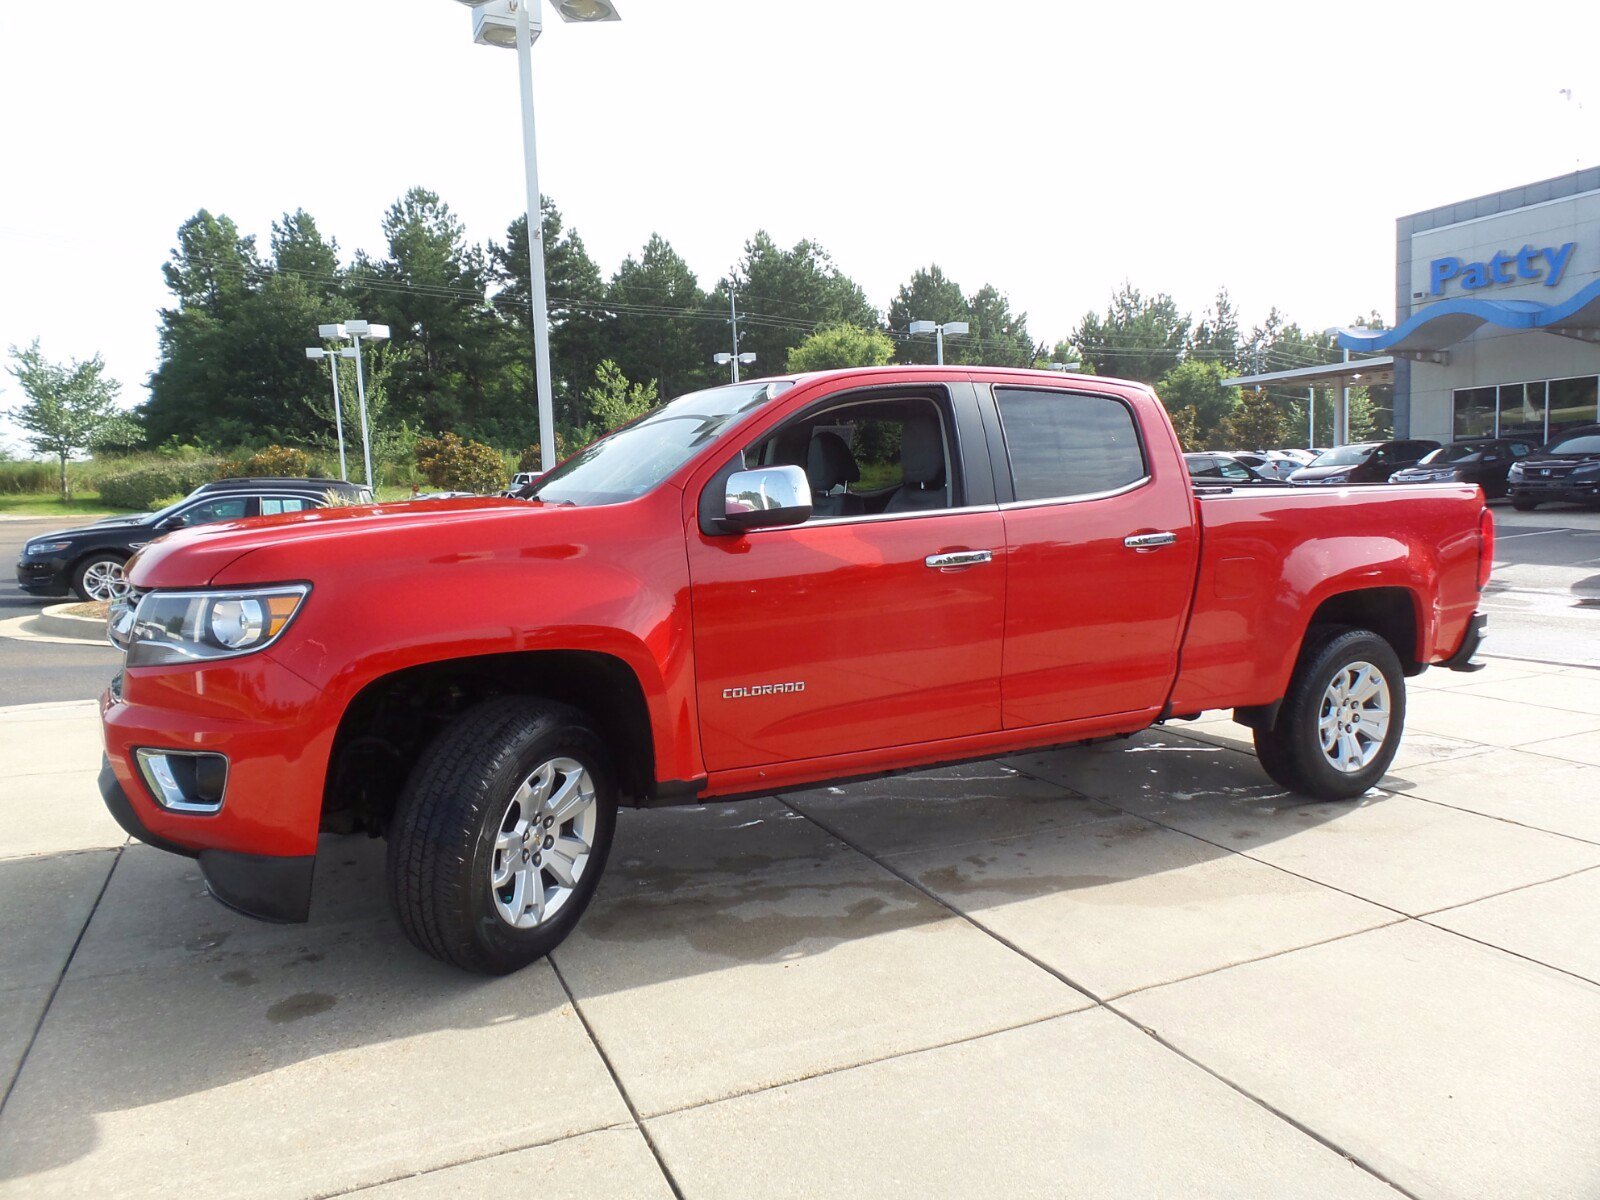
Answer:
[
  {"left": 1482, "top": 502, "right": 1600, "bottom": 667},
  {"left": 1, "top": 499, "right": 1596, "bottom": 707},
  {"left": 0, "top": 517, "right": 121, "bottom": 705}
]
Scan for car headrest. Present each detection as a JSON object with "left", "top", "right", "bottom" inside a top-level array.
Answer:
[
  {"left": 900, "top": 414, "right": 944, "bottom": 486},
  {"left": 806, "top": 431, "right": 860, "bottom": 492}
]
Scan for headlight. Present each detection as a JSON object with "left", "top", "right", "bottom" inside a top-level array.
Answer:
[
  {"left": 1572, "top": 462, "right": 1600, "bottom": 476},
  {"left": 25, "top": 541, "right": 71, "bottom": 555},
  {"left": 1507, "top": 463, "right": 1524, "bottom": 479},
  {"left": 125, "top": 585, "right": 309, "bottom": 667}
]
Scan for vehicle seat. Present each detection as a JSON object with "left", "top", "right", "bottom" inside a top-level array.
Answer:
[
  {"left": 885, "top": 414, "right": 948, "bottom": 512},
  {"left": 806, "top": 432, "right": 864, "bottom": 517}
]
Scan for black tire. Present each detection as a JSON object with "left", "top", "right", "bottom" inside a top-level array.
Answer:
[
  {"left": 1252, "top": 626, "right": 1406, "bottom": 801},
  {"left": 70, "top": 552, "right": 129, "bottom": 602},
  {"left": 1510, "top": 496, "right": 1539, "bottom": 512},
  {"left": 387, "top": 696, "right": 617, "bottom": 974}
]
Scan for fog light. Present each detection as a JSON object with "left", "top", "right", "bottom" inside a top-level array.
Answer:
[{"left": 135, "top": 749, "right": 228, "bottom": 813}]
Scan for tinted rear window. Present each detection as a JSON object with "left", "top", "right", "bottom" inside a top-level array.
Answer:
[{"left": 995, "top": 388, "right": 1147, "bottom": 502}]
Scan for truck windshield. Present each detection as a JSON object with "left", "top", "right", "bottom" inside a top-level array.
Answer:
[
  {"left": 530, "top": 380, "right": 794, "bottom": 506},
  {"left": 1309, "top": 444, "right": 1376, "bottom": 468}
]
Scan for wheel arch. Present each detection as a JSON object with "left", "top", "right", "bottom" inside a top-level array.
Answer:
[
  {"left": 1236, "top": 585, "right": 1424, "bottom": 731},
  {"left": 320, "top": 649, "right": 660, "bottom": 838}
]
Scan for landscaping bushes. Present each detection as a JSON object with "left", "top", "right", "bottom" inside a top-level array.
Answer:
[
  {"left": 416, "top": 434, "right": 510, "bottom": 494},
  {"left": 96, "top": 459, "right": 229, "bottom": 510}
]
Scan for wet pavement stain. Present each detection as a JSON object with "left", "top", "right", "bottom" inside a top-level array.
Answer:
[
  {"left": 580, "top": 877, "right": 932, "bottom": 961},
  {"left": 221, "top": 968, "right": 258, "bottom": 987},
  {"left": 266, "top": 992, "right": 337, "bottom": 1023},
  {"left": 918, "top": 865, "right": 1122, "bottom": 898}
]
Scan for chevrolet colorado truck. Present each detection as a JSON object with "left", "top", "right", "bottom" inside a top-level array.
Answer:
[{"left": 99, "top": 366, "right": 1492, "bottom": 974}]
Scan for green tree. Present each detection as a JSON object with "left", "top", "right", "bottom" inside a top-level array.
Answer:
[
  {"left": 1217, "top": 388, "right": 1290, "bottom": 450},
  {"left": 1165, "top": 403, "right": 1200, "bottom": 449},
  {"left": 490, "top": 199, "right": 609, "bottom": 437},
  {"left": 786, "top": 324, "right": 894, "bottom": 372},
  {"left": 965, "top": 284, "right": 1037, "bottom": 367},
  {"left": 725, "top": 231, "right": 878, "bottom": 379},
  {"left": 1190, "top": 288, "right": 1242, "bottom": 371},
  {"left": 605, "top": 233, "right": 714, "bottom": 407},
  {"left": 887, "top": 265, "right": 969, "bottom": 364},
  {"left": 6, "top": 341, "right": 136, "bottom": 497},
  {"left": 350, "top": 188, "right": 509, "bottom": 440},
  {"left": 581, "top": 360, "right": 658, "bottom": 438},
  {"left": 1157, "top": 359, "right": 1237, "bottom": 448},
  {"left": 1072, "top": 284, "right": 1190, "bottom": 383}
]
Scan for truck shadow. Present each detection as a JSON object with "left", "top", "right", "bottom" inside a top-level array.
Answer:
[{"left": 0, "top": 726, "right": 1378, "bottom": 1187}]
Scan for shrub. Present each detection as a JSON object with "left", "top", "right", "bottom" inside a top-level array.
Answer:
[
  {"left": 96, "top": 459, "right": 228, "bottom": 510},
  {"left": 224, "top": 445, "right": 313, "bottom": 479},
  {"left": 415, "top": 433, "right": 509, "bottom": 494}
]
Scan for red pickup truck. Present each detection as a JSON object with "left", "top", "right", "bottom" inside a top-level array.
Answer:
[{"left": 99, "top": 367, "right": 1492, "bottom": 973}]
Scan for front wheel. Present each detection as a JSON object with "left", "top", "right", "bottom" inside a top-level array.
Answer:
[
  {"left": 1510, "top": 495, "right": 1539, "bottom": 512},
  {"left": 1253, "top": 627, "right": 1406, "bottom": 800},
  {"left": 387, "top": 697, "right": 616, "bottom": 974},
  {"left": 72, "top": 553, "right": 130, "bottom": 602}
]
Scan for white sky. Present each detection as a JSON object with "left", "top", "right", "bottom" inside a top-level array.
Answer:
[{"left": 1, "top": 0, "right": 1597, "bottom": 444}]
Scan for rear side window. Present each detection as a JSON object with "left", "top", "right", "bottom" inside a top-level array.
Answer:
[
  {"left": 994, "top": 387, "right": 1146, "bottom": 502},
  {"left": 261, "top": 496, "right": 314, "bottom": 516}
]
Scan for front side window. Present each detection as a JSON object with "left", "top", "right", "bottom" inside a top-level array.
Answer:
[
  {"left": 177, "top": 497, "right": 250, "bottom": 526},
  {"left": 995, "top": 388, "right": 1146, "bottom": 502},
  {"left": 741, "top": 393, "right": 955, "bottom": 521}
]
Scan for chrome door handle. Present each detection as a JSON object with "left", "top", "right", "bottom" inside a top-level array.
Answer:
[
  {"left": 1124, "top": 532, "right": 1177, "bottom": 550},
  {"left": 925, "top": 549, "right": 993, "bottom": 569}
]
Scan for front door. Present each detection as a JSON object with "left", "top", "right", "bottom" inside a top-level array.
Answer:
[{"left": 686, "top": 389, "right": 1005, "bottom": 772}]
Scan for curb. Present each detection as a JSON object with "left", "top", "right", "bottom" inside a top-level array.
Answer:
[
  {"left": 34, "top": 603, "right": 107, "bottom": 641},
  {"left": 0, "top": 611, "right": 115, "bottom": 648}
]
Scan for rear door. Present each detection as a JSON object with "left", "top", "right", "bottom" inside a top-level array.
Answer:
[
  {"left": 987, "top": 384, "right": 1199, "bottom": 727},
  {"left": 685, "top": 383, "right": 1006, "bottom": 772}
]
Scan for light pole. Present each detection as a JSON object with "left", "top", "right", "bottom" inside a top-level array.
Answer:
[
  {"left": 908, "top": 319, "right": 969, "bottom": 366},
  {"left": 713, "top": 352, "right": 757, "bottom": 384},
  {"left": 340, "top": 319, "right": 389, "bottom": 487},
  {"left": 304, "top": 344, "right": 349, "bottom": 480},
  {"left": 453, "top": 0, "right": 621, "bottom": 471}
]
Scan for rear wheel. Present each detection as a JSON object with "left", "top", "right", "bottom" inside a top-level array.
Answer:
[
  {"left": 71, "top": 553, "right": 130, "bottom": 602},
  {"left": 1253, "top": 627, "right": 1406, "bottom": 800},
  {"left": 387, "top": 696, "right": 616, "bottom": 974},
  {"left": 1511, "top": 495, "right": 1539, "bottom": 512}
]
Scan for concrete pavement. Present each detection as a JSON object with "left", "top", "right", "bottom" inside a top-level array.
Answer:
[{"left": 1, "top": 657, "right": 1597, "bottom": 1198}]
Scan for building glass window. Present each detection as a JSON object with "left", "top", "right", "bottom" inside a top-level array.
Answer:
[
  {"left": 1452, "top": 388, "right": 1496, "bottom": 439},
  {"left": 1548, "top": 377, "right": 1599, "bottom": 439},
  {"left": 1497, "top": 382, "right": 1545, "bottom": 440}
]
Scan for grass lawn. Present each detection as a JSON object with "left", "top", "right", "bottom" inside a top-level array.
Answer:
[{"left": 0, "top": 494, "right": 130, "bottom": 518}]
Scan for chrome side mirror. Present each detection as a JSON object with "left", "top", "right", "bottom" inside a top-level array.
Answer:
[{"left": 721, "top": 465, "right": 811, "bottom": 532}]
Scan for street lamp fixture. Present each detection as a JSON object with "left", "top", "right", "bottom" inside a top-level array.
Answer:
[
  {"left": 1047, "top": 361, "right": 1081, "bottom": 373},
  {"left": 907, "top": 319, "right": 969, "bottom": 366},
  {"left": 305, "top": 346, "right": 350, "bottom": 480},
  {"left": 713, "top": 351, "right": 757, "bottom": 384},
  {"left": 453, "top": 0, "right": 621, "bottom": 471},
  {"left": 334, "top": 320, "right": 390, "bottom": 487}
]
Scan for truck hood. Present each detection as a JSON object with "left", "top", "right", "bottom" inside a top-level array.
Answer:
[{"left": 126, "top": 497, "right": 566, "bottom": 589}]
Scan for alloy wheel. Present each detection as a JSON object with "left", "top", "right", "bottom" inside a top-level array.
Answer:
[
  {"left": 489, "top": 756, "right": 598, "bottom": 929},
  {"left": 81, "top": 560, "right": 130, "bottom": 602},
  {"left": 1317, "top": 661, "right": 1391, "bottom": 773}
]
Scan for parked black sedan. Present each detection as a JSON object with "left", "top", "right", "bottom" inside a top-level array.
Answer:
[
  {"left": 1183, "top": 452, "right": 1276, "bottom": 485},
  {"left": 1288, "top": 439, "right": 1440, "bottom": 485},
  {"left": 16, "top": 477, "right": 370, "bottom": 601},
  {"left": 1387, "top": 437, "right": 1537, "bottom": 497},
  {"left": 1507, "top": 425, "right": 1600, "bottom": 510}
]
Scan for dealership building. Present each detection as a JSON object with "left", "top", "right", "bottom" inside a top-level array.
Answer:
[{"left": 1229, "top": 165, "right": 1600, "bottom": 445}]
